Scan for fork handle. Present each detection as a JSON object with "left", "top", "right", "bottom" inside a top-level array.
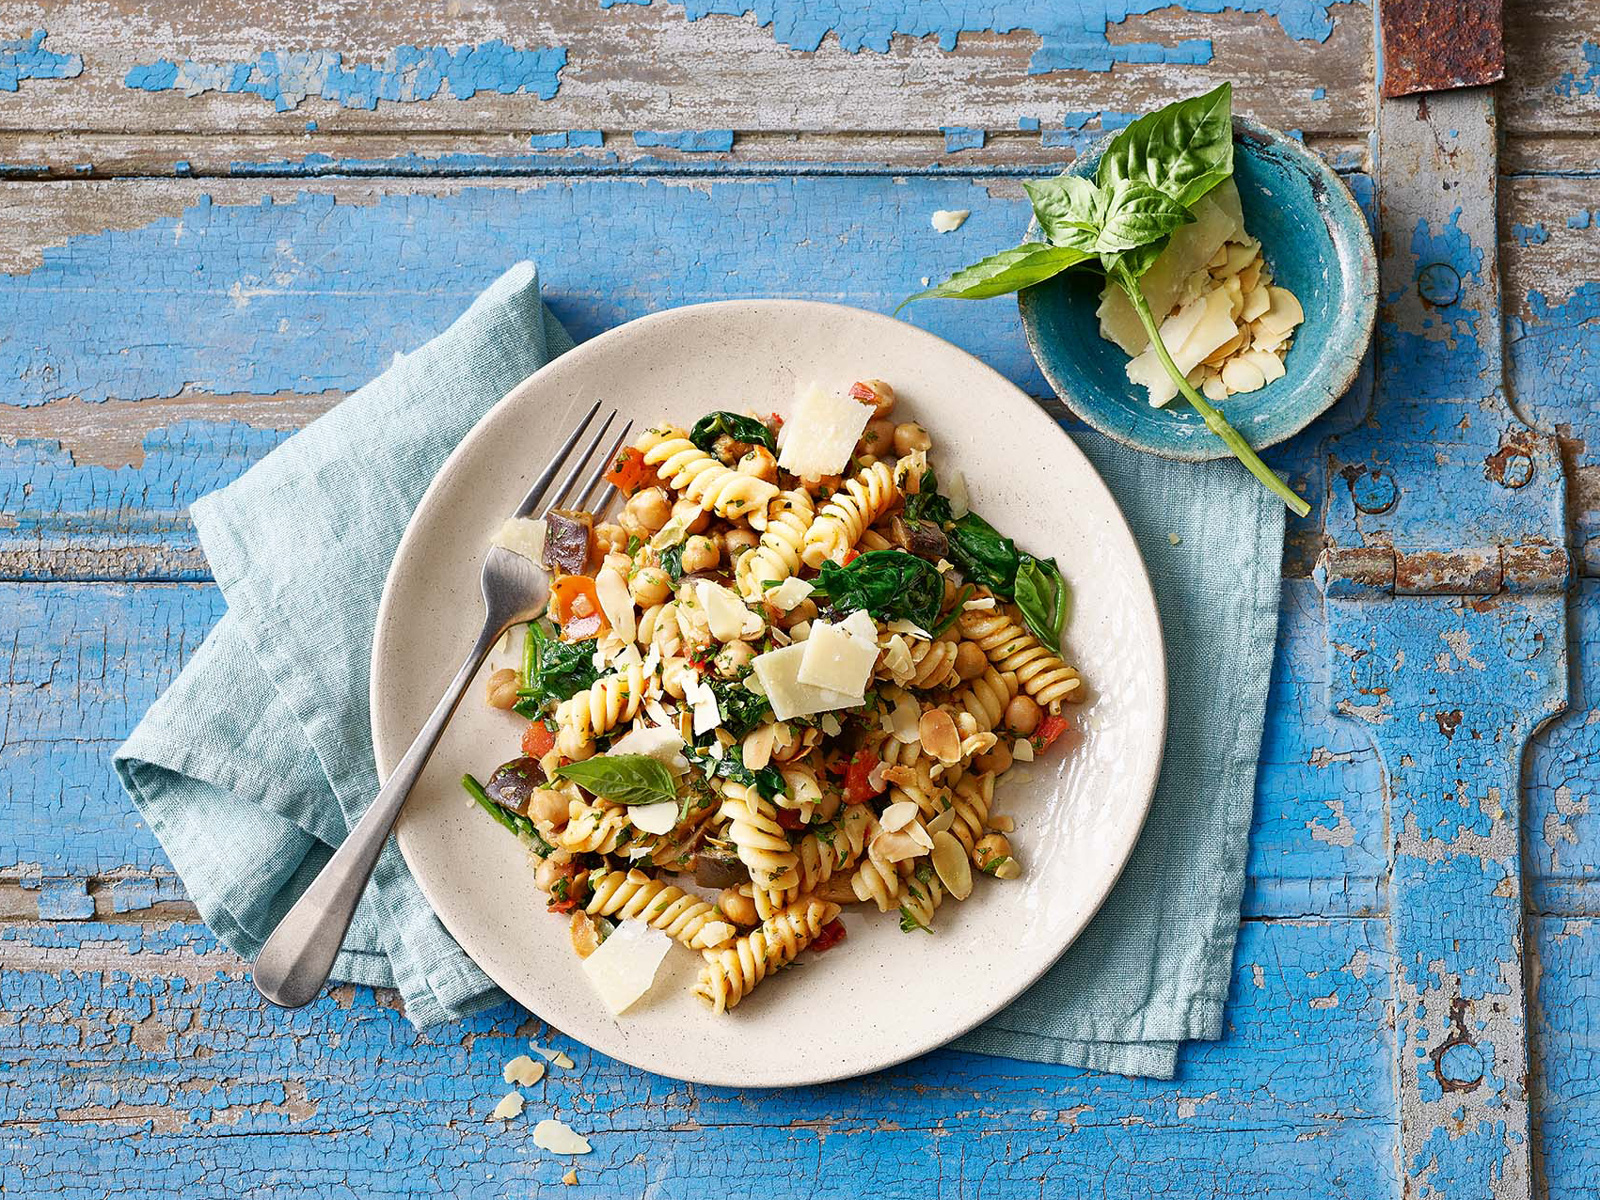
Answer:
[{"left": 251, "top": 617, "right": 506, "bottom": 1010}]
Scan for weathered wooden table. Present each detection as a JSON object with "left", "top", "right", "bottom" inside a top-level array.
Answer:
[{"left": 2, "top": 2, "right": 1596, "bottom": 1196}]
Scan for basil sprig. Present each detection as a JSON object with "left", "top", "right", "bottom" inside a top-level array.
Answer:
[
  {"left": 688, "top": 411, "right": 776, "bottom": 456},
  {"left": 555, "top": 754, "right": 679, "bottom": 806},
  {"left": 811, "top": 550, "right": 944, "bottom": 630},
  {"left": 900, "top": 83, "right": 1308, "bottom": 519}
]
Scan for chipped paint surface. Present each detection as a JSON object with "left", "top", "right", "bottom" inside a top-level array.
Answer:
[
  {"left": 124, "top": 42, "right": 567, "bottom": 111},
  {"left": 631, "top": 130, "right": 735, "bottom": 152},
  {"left": 0, "top": 30, "right": 82, "bottom": 91},
  {"left": 594, "top": 0, "right": 1333, "bottom": 73}
]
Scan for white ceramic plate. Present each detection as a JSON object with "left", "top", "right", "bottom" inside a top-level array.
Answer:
[{"left": 373, "top": 300, "right": 1166, "bottom": 1087}]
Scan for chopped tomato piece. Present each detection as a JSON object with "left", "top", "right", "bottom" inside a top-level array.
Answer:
[
  {"left": 602, "top": 446, "right": 655, "bottom": 496},
  {"left": 521, "top": 721, "right": 556, "bottom": 760},
  {"left": 550, "top": 575, "right": 607, "bottom": 640},
  {"left": 841, "top": 548, "right": 861, "bottom": 566},
  {"left": 1033, "top": 715, "right": 1071, "bottom": 752},
  {"left": 775, "top": 806, "right": 805, "bottom": 831},
  {"left": 811, "top": 918, "right": 847, "bottom": 953},
  {"left": 843, "top": 750, "right": 882, "bottom": 805},
  {"left": 848, "top": 381, "right": 877, "bottom": 404}
]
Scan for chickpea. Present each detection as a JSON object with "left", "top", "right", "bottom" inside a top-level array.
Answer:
[
  {"left": 534, "top": 850, "right": 573, "bottom": 893},
  {"left": 594, "top": 522, "right": 628, "bottom": 555},
  {"left": 485, "top": 667, "right": 520, "bottom": 709},
  {"left": 853, "top": 378, "right": 898, "bottom": 417},
  {"left": 671, "top": 496, "right": 710, "bottom": 535},
  {"left": 624, "top": 486, "right": 672, "bottom": 534},
  {"left": 719, "top": 887, "right": 759, "bottom": 927},
  {"left": 954, "top": 640, "right": 988, "bottom": 682},
  {"left": 603, "top": 550, "right": 631, "bottom": 576},
  {"left": 802, "top": 473, "right": 843, "bottom": 499},
  {"left": 528, "top": 787, "right": 571, "bottom": 829},
  {"left": 858, "top": 418, "right": 897, "bottom": 458},
  {"left": 617, "top": 508, "right": 646, "bottom": 539},
  {"left": 1004, "top": 694, "right": 1043, "bottom": 736},
  {"left": 723, "top": 527, "right": 760, "bottom": 560},
  {"left": 773, "top": 596, "right": 817, "bottom": 629},
  {"left": 714, "top": 640, "right": 757, "bottom": 678},
  {"left": 629, "top": 565, "right": 672, "bottom": 607},
  {"left": 680, "top": 534, "right": 721, "bottom": 574},
  {"left": 973, "top": 739, "right": 1013, "bottom": 776},
  {"left": 974, "top": 833, "right": 1018, "bottom": 877},
  {"left": 813, "top": 789, "right": 842, "bottom": 822},
  {"left": 893, "top": 421, "right": 932, "bottom": 455},
  {"left": 737, "top": 446, "right": 778, "bottom": 483}
]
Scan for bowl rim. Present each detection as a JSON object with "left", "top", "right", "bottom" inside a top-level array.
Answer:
[{"left": 1018, "top": 114, "right": 1378, "bottom": 462}]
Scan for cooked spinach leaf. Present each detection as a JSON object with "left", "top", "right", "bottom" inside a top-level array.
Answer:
[
  {"left": 686, "top": 743, "right": 787, "bottom": 803},
  {"left": 515, "top": 620, "right": 600, "bottom": 717},
  {"left": 810, "top": 549, "right": 944, "bottom": 630},
  {"left": 688, "top": 411, "right": 776, "bottom": 455},
  {"left": 945, "top": 512, "right": 1020, "bottom": 599},
  {"left": 708, "top": 676, "right": 772, "bottom": 740}
]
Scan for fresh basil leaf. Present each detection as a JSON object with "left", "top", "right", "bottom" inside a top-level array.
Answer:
[
  {"left": 688, "top": 411, "right": 776, "bottom": 455},
  {"left": 1023, "top": 175, "right": 1107, "bottom": 252},
  {"left": 1014, "top": 555, "right": 1069, "bottom": 648},
  {"left": 897, "top": 243, "right": 1095, "bottom": 311},
  {"left": 811, "top": 550, "right": 945, "bottom": 631},
  {"left": 515, "top": 621, "right": 601, "bottom": 717},
  {"left": 1104, "top": 239, "right": 1170, "bottom": 283},
  {"left": 945, "top": 511, "right": 1019, "bottom": 599},
  {"left": 1094, "top": 180, "right": 1194, "bottom": 253},
  {"left": 1096, "top": 82, "right": 1234, "bottom": 211},
  {"left": 555, "top": 754, "right": 679, "bottom": 806}
]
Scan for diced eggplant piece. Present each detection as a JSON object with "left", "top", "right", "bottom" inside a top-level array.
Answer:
[
  {"left": 543, "top": 509, "right": 594, "bottom": 576},
  {"left": 889, "top": 515, "right": 949, "bottom": 561},
  {"left": 485, "top": 756, "right": 546, "bottom": 816},
  {"left": 693, "top": 847, "right": 750, "bottom": 889}
]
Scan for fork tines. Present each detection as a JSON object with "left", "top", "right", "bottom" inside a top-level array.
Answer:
[{"left": 513, "top": 401, "right": 633, "bottom": 521}]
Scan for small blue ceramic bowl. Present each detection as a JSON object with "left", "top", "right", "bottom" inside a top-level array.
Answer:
[{"left": 1018, "top": 117, "right": 1377, "bottom": 460}]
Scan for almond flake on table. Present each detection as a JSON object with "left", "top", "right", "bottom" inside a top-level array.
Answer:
[
  {"left": 562, "top": 1169, "right": 579, "bottom": 1185},
  {"left": 530, "top": 1042, "right": 577, "bottom": 1070},
  {"left": 502, "top": 1054, "right": 546, "bottom": 1087},
  {"left": 930, "top": 209, "right": 970, "bottom": 233},
  {"left": 489, "top": 1091, "right": 525, "bottom": 1121},
  {"left": 533, "top": 1118, "right": 593, "bottom": 1155}
]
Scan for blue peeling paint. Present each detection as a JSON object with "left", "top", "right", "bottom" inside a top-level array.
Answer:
[
  {"left": 594, "top": 1, "right": 1334, "bottom": 74},
  {"left": 0, "top": 30, "right": 83, "bottom": 91},
  {"left": 1566, "top": 210, "right": 1592, "bottom": 229},
  {"left": 942, "top": 126, "right": 985, "bottom": 152},
  {"left": 632, "top": 130, "right": 734, "bottom": 152},
  {"left": 1017, "top": 116, "right": 1040, "bottom": 131},
  {"left": 1312, "top": 86, "right": 1327, "bottom": 100},
  {"left": 1552, "top": 40, "right": 1600, "bottom": 97},
  {"left": 1511, "top": 221, "right": 1550, "bottom": 247},
  {"left": 529, "top": 130, "right": 604, "bottom": 149},
  {"left": 124, "top": 41, "right": 566, "bottom": 112}
]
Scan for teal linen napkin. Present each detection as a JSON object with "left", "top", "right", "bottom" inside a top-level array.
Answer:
[{"left": 115, "top": 262, "right": 1282, "bottom": 1077}]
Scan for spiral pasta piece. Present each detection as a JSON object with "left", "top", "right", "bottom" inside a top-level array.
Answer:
[
  {"left": 944, "top": 665, "right": 1018, "bottom": 735},
  {"left": 751, "top": 823, "right": 849, "bottom": 919},
  {"left": 586, "top": 868, "right": 736, "bottom": 950},
  {"left": 718, "top": 782, "right": 800, "bottom": 890},
  {"left": 554, "top": 661, "right": 645, "bottom": 759},
  {"left": 636, "top": 427, "right": 779, "bottom": 526},
  {"left": 736, "top": 488, "right": 814, "bottom": 601},
  {"left": 851, "top": 820, "right": 902, "bottom": 913},
  {"left": 897, "top": 861, "right": 944, "bottom": 930},
  {"left": 637, "top": 601, "right": 683, "bottom": 658},
  {"left": 886, "top": 759, "right": 952, "bottom": 825},
  {"left": 556, "top": 799, "right": 631, "bottom": 855},
  {"left": 958, "top": 607, "right": 1083, "bottom": 711},
  {"left": 801, "top": 461, "right": 898, "bottom": 567},
  {"left": 949, "top": 770, "right": 995, "bottom": 860},
  {"left": 877, "top": 631, "right": 958, "bottom": 689},
  {"left": 694, "top": 897, "right": 840, "bottom": 1013}
]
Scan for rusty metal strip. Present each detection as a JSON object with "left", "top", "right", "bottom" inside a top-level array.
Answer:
[
  {"left": 1379, "top": 0, "right": 1505, "bottom": 98},
  {"left": 1320, "top": 544, "right": 1570, "bottom": 597}
]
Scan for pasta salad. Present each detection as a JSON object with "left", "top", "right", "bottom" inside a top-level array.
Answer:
[{"left": 467, "top": 379, "right": 1085, "bottom": 1014}]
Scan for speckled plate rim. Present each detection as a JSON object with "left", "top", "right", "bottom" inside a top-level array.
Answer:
[
  {"left": 372, "top": 300, "right": 1167, "bottom": 1088},
  {"left": 1018, "top": 116, "right": 1378, "bottom": 462}
]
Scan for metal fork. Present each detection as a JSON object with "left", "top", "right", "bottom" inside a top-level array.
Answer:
[{"left": 252, "top": 400, "right": 631, "bottom": 1010}]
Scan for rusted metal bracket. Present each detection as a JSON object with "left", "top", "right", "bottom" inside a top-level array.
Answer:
[
  {"left": 1379, "top": 0, "right": 1505, "bottom": 98},
  {"left": 1318, "top": 87, "right": 1567, "bottom": 1199}
]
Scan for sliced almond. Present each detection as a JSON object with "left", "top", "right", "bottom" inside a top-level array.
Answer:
[
  {"left": 1207, "top": 243, "right": 1229, "bottom": 269},
  {"left": 919, "top": 708, "right": 961, "bottom": 764},
  {"left": 1239, "top": 349, "right": 1287, "bottom": 384},
  {"left": 879, "top": 800, "right": 919, "bottom": 832},
  {"left": 568, "top": 913, "right": 603, "bottom": 960},
  {"left": 1010, "top": 738, "right": 1035, "bottom": 763},
  {"left": 1222, "top": 241, "right": 1258, "bottom": 276},
  {"left": 925, "top": 805, "right": 958, "bottom": 835},
  {"left": 1238, "top": 260, "right": 1263, "bottom": 294},
  {"left": 1202, "top": 329, "right": 1245, "bottom": 367},
  {"left": 872, "top": 829, "right": 926, "bottom": 863},
  {"left": 906, "top": 820, "right": 935, "bottom": 851},
  {"left": 1257, "top": 285, "right": 1305, "bottom": 337},
  {"left": 1240, "top": 284, "right": 1271, "bottom": 323},
  {"left": 742, "top": 722, "right": 777, "bottom": 771},
  {"left": 930, "top": 830, "right": 974, "bottom": 901},
  {"left": 881, "top": 764, "right": 920, "bottom": 788},
  {"left": 1202, "top": 373, "right": 1229, "bottom": 402},
  {"left": 490, "top": 1091, "right": 525, "bottom": 1121},
  {"left": 889, "top": 693, "right": 922, "bottom": 744},
  {"left": 988, "top": 815, "right": 1016, "bottom": 832}
]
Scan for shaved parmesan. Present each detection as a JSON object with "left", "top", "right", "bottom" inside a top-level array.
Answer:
[
  {"left": 884, "top": 618, "right": 932, "bottom": 640},
  {"left": 931, "top": 208, "right": 970, "bottom": 233},
  {"left": 580, "top": 920, "right": 672, "bottom": 1014},
  {"left": 696, "top": 580, "right": 749, "bottom": 643},
  {"left": 683, "top": 674, "right": 722, "bottom": 736},
  {"left": 945, "top": 470, "right": 971, "bottom": 519},
  {"left": 533, "top": 1119, "right": 593, "bottom": 1155},
  {"left": 888, "top": 693, "right": 922, "bottom": 743},
  {"left": 607, "top": 725, "right": 689, "bottom": 775},
  {"left": 628, "top": 802, "right": 678, "bottom": 835},
  {"left": 491, "top": 517, "right": 547, "bottom": 563},
  {"left": 503, "top": 1055, "right": 546, "bottom": 1087},
  {"left": 963, "top": 596, "right": 995, "bottom": 611},
  {"left": 768, "top": 576, "right": 814, "bottom": 612},
  {"left": 777, "top": 381, "right": 872, "bottom": 478},
  {"left": 529, "top": 1043, "right": 576, "bottom": 1069},
  {"left": 489, "top": 1091, "right": 524, "bottom": 1121},
  {"left": 797, "top": 618, "right": 877, "bottom": 699},
  {"left": 881, "top": 634, "right": 914, "bottom": 679},
  {"left": 840, "top": 609, "right": 878, "bottom": 642},
  {"left": 751, "top": 642, "right": 863, "bottom": 721},
  {"left": 594, "top": 566, "right": 635, "bottom": 643}
]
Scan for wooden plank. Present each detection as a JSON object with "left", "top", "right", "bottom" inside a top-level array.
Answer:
[
  {"left": 0, "top": 0, "right": 1373, "bottom": 142},
  {"left": 0, "top": 173, "right": 1358, "bottom": 580},
  {"left": 1528, "top": 915, "right": 1600, "bottom": 1200},
  {"left": 0, "top": 916, "right": 1396, "bottom": 1198},
  {"left": 1501, "top": 0, "right": 1600, "bottom": 135},
  {"left": 0, "top": 579, "right": 1385, "bottom": 919}
]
